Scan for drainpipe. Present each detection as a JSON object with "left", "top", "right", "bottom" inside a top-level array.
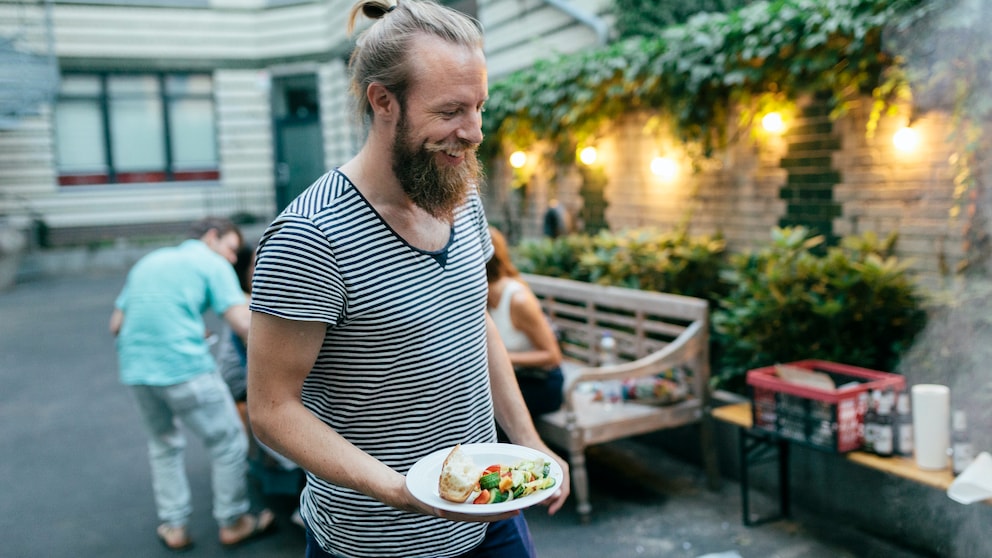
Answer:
[{"left": 541, "top": 0, "right": 610, "bottom": 46}]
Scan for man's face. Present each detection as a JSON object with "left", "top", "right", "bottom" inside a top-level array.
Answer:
[
  {"left": 391, "top": 36, "right": 487, "bottom": 221},
  {"left": 205, "top": 230, "right": 241, "bottom": 264}
]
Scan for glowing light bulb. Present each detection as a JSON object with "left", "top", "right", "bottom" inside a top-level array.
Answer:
[
  {"left": 509, "top": 151, "right": 527, "bottom": 169},
  {"left": 893, "top": 127, "right": 921, "bottom": 153},
  {"left": 578, "top": 146, "right": 598, "bottom": 166},
  {"left": 761, "top": 112, "right": 786, "bottom": 135},
  {"left": 650, "top": 157, "right": 678, "bottom": 181}
]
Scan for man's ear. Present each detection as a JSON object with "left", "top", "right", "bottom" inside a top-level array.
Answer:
[
  {"left": 200, "top": 227, "right": 220, "bottom": 246},
  {"left": 367, "top": 82, "right": 398, "bottom": 122}
]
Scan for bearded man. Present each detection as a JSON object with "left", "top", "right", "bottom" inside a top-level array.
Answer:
[{"left": 245, "top": 1, "right": 570, "bottom": 558}]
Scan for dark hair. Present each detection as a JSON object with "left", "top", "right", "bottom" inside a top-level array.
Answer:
[
  {"left": 486, "top": 226, "right": 519, "bottom": 283},
  {"left": 233, "top": 243, "right": 255, "bottom": 293},
  {"left": 345, "top": 0, "right": 483, "bottom": 124},
  {"left": 188, "top": 217, "right": 242, "bottom": 245}
]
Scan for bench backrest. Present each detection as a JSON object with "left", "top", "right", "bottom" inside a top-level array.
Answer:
[{"left": 521, "top": 273, "right": 711, "bottom": 397}]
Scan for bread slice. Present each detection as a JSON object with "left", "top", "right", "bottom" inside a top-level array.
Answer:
[{"left": 438, "top": 444, "right": 481, "bottom": 503}]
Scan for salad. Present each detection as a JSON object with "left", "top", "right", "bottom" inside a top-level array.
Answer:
[{"left": 471, "top": 457, "right": 557, "bottom": 505}]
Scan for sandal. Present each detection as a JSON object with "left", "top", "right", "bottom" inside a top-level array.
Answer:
[
  {"left": 219, "top": 509, "right": 277, "bottom": 547},
  {"left": 156, "top": 524, "right": 193, "bottom": 552}
]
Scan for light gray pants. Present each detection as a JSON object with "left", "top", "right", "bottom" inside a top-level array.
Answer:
[{"left": 130, "top": 371, "right": 250, "bottom": 528}]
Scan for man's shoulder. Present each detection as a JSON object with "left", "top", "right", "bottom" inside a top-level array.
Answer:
[{"left": 284, "top": 169, "right": 356, "bottom": 217}]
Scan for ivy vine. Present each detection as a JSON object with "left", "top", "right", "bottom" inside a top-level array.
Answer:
[{"left": 482, "top": 0, "right": 932, "bottom": 163}]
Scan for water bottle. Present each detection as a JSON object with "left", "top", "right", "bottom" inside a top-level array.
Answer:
[{"left": 599, "top": 332, "right": 622, "bottom": 407}]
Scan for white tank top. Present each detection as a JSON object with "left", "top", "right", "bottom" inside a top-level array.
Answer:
[{"left": 491, "top": 279, "right": 534, "bottom": 352}]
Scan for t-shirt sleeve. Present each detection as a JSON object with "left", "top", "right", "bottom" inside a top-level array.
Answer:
[
  {"left": 207, "top": 259, "right": 248, "bottom": 316},
  {"left": 471, "top": 193, "right": 494, "bottom": 263},
  {"left": 250, "top": 213, "right": 346, "bottom": 325}
]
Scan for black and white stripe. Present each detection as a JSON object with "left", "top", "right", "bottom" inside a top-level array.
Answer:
[{"left": 251, "top": 170, "right": 495, "bottom": 558}]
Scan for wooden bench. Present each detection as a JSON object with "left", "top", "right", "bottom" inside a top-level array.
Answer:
[{"left": 522, "top": 273, "right": 720, "bottom": 522}]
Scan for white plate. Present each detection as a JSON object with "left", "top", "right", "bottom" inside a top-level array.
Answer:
[{"left": 406, "top": 443, "right": 563, "bottom": 514}]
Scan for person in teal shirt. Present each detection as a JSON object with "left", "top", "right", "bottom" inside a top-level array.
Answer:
[{"left": 110, "top": 217, "right": 274, "bottom": 550}]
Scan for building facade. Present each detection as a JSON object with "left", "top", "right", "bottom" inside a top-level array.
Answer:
[
  {"left": 0, "top": 0, "right": 609, "bottom": 245},
  {"left": 0, "top": 0, "right": 974, "bottom": 289}
]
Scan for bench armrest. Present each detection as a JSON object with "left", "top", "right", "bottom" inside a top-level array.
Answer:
[{"left": 560, "top": 319, "right": 707, "bottom": 411}]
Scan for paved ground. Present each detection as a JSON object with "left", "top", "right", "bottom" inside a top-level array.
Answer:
[{"left": 0, "top": 272, "right": 933, "bottom": 558}]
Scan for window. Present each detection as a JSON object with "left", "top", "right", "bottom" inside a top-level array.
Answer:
[{"left": 54, "top": 72, "right": 219, "bottom": 186}]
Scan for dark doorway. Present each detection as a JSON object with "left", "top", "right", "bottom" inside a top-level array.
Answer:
[{"left": 272, "top": 74, "right": 325, "bottom": 212}]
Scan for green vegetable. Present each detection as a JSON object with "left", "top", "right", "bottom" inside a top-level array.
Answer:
[
  {"left": 489, "top": 490, "right": 508, "bottom": 504},
  {"left": 479, "top": 472, "right": 500, "bottom": 490},
  {"left": 513, "top": 485, "right": 525, "bottom": 499}
]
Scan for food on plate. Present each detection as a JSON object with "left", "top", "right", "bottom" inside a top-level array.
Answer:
[
  {"left": 438, "top": 444, "right": 482, "bottom": 502},
  {"left": 471, "top": 458, "right": 557, "bottom": 505},
  {"left": 436, "top": 444, "right": 557, "bottom": 505}
]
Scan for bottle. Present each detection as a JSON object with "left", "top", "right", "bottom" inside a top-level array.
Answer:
[
  {"left": 873, "top": 391, "right": 894, "bottom": 457},
  {"left": 862, "top": 389, "right": 879, "bottom": 453},
  {"left": 951, "top": 410, "right": 975, "bottom": 475},
  {"left": 598, "top": 332, "right": 622, "bottom": 407},
  {"left": 856, "top": 390, "right": 870, "bottom": 447},
  {"left": 894, "top": 391, "right": 914, "bottom": 458}
]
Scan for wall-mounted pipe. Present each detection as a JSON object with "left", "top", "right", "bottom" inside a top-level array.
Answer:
[{"left": 541, "top": 0, "right": 610, "bottom": 46}]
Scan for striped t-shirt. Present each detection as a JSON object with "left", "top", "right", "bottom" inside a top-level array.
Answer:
[{"left": 250, "top": 169, "right": 496, "bottom": 558}]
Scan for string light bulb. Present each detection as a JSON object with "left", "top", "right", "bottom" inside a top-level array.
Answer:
[
  {"left": 509, "top": 150, "right": 527, "bottom": 169},
  {"left": 893, "top": 126, "right": 921, "bottom": 153},
  {"left": 578, "top": 146, "right": 598, "bottom": 166},
  {"left": 761, "top": 112, "right": 786, "bottom": 135},
  {"left": 650, "top": 156, "right": 678, "bottom": 181}
]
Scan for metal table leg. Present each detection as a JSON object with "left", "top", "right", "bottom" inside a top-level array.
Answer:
[{"left": 738, "top": 428, "right": 790, "bottom": 526}]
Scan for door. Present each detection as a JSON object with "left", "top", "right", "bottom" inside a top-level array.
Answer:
[{"left": 272, "top": 74, "right": 325, "bottom": 212}]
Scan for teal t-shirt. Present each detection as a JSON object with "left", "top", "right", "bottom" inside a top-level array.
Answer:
[{"left": 114, "top": 239, "right": 247, "bottom": 386}]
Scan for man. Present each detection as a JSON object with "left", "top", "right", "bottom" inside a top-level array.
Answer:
[
  {"left": 110, "top": 217, "right": 274, "bottom": 550},
  {"left": 246, "top": 1, "right": 570, "bottom": 557}
]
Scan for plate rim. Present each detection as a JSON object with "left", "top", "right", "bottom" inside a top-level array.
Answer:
[{"left": 406, "top": 442, "right": 562, "bottom": 514}]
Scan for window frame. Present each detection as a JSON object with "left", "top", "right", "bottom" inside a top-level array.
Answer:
[{"left": 55, "top": 71, "right": 220, "bottom": 187}]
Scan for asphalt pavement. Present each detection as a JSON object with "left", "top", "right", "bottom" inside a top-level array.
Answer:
[{"left": 0, "top": 272, "right": 931, "bottom": 558}]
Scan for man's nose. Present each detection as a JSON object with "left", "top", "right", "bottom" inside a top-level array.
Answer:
[{"left": 458, "top": 110, "right": 484, "bottom": 146}]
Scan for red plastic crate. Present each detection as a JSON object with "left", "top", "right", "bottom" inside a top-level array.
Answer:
[{"left": 746, "top": 360, "right": 906, "bottom": 453}]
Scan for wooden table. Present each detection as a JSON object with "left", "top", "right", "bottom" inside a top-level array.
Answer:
[{"left": 711, "top": 401, "right": 963, "bottom": 525}]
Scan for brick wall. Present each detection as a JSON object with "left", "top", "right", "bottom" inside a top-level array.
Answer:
[{"left": 506, "top": 98, "right": 966, "bottom": 290}]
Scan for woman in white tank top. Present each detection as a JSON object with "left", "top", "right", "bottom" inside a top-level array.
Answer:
[{"left": 486, "top": 227, "right": 564, "bottom": 416}]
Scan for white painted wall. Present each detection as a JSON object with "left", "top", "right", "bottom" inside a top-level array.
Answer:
[{"left": 0, "top": 0, "right": 609, "bottom": 238}]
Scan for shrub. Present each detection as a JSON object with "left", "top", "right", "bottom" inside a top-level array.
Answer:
[
  {"left": 514, "top": 227, "right": 728, "bottom": 300},
  {"left": 711, "top": 227, "right": 928, "bottom": 393}
]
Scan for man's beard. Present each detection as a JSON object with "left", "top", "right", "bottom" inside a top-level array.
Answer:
[{"left": 392, "top": 114, "right": 482, "bottom": 221}]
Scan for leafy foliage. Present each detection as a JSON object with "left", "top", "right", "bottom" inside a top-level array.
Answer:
[
  {"left": 710, "top": 227, "right": 927, "bottom": 392},
  {"left": 612, "top": 0, "right": 758, "bottom": 40},
  {"left": 513, "top": 226, "right": 927, "bottom": 394},
  {"left": 514, "top": 227, "right": 729, "bottom": 301},
  {"left": 482, "top": 0, "right": 930, "bottom": 162}
]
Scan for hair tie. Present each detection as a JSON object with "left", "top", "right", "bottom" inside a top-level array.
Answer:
[{"left": 386, "top": 4, "right": 396, "bottom": 12}]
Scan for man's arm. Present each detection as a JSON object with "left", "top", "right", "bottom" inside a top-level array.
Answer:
[
  {"left": 247, "top": 311, "right": 515, "bottom": 521},
  {"left": 223, "top": 303, "right": 251, "bottom": 341},
  {"left": 485, "top": 314, "right": 571, "bottom": 514},
  {"left": 109, "top": 308, "right": 124, "bottom": 336},
  {"left": 247, "top": 312, "right": 407, "bottom": 503}
]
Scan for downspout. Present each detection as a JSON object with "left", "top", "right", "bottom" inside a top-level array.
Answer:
[{"left": 541, "top": 0, "right": 610, "bottom": 46}]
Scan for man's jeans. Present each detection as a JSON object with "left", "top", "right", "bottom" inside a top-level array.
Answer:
[
  {"left": 305, "top": 513, "right": 537, "bottom": 558},
  {"left": 130, "top": 371, "right": 250, "bottom": 527}
]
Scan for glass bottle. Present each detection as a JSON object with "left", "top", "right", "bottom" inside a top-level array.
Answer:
[
  {"left": 598, "top": 332, "right": 622, "bottom": 407},
  {"left": 873, "top": 391, "right": 894, "bottom": 457},
  {"left": 951, "top": 410, "right": 975, "bottom": 475},
  {"left": 894, "top": 391, "right": 914, "bottom": 458},
  {"left": 862, "top": 389, "right": 879, "bottom": 453}
]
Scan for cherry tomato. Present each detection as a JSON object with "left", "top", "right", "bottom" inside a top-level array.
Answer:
[{"left": 473, "top": 489, "right": 490, "bottom": 505}]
